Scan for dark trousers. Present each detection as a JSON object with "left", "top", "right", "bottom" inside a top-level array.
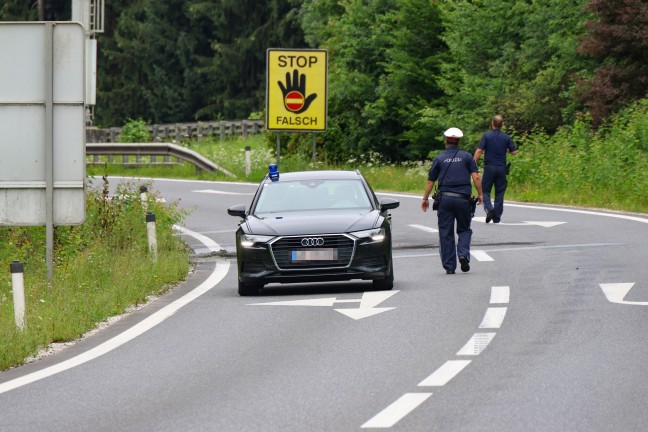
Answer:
[
  {"left": 482, "top": 164, "right": 508, "bottom": 222},
  {"left": 437, "top": 195, "right": 472, "bottom": 272}
]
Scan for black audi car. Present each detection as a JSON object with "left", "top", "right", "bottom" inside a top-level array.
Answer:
[{"left": 227, "top": 168, "right": 399, "bottom": 295}]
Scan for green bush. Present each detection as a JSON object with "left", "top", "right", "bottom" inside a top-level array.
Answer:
[{"left": 118, "top": 118, "right": 152, "bottom": 143}]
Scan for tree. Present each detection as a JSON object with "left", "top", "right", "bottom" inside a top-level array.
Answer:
[
  {"left": 300, "top": 0, "right": 397, "bottom": 161},
  {"left": 377, "top": 0, "right": 447, "bottom": 159},
  {"left": 435, "top": 0, "right": 589, "bottom": 141},
  {"left": 95, "top": 0, "right": 200, "bottom": 126},
  {"left": 0, "top": 1, "right": 38, "bottom": 20},
  {"left": 188, "top": 0, "right": 308, "bottom": 120},
  {"left": 577, "top": 0, "right": 648, "bottom": 125}
]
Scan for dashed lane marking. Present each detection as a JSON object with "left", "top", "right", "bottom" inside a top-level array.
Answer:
[
  {"left": 361, "top": 393, "right": 433, "bottom": 429},
  {"left": 362, "top": 286, "right": 510, "bottom": 427},
  {"left": 418, "top": 360, "right": 472, "bottom": 387}
]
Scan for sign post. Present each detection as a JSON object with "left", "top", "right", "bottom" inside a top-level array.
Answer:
[{"left": 266, "top": 49, "right": 328, "bottom": 166}]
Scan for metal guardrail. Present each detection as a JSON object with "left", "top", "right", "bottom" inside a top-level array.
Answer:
[
  {"left": 86, "top": 120, "right": 264, "bottom": 143},
  {"left": 86, "top": 142, "right": 236, "bottom": 177}
]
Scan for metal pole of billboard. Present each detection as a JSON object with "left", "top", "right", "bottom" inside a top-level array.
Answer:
[
  {"left": 276, "top": 133, "right": 281, "bottom": 168},
  {"left": 45, "top": 22, "right": 54, "bottom": 284},
  {"left": 312, "top": 133, "right": 317, "bottom": 162}
]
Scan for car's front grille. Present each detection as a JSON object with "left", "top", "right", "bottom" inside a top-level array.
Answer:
[{"left": 271, "top": 235, "right": 355, "bottom": 269}]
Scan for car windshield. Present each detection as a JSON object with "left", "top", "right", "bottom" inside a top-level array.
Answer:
[{"left": 254, "top": 179, "right": 373, "bottom": 214}]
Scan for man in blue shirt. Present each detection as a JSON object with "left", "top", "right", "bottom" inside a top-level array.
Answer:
[
  {"left": 422, "top": 128, "right": 483, "bottom": 274},
  {"left": 473, "top": 115, "right": 518, "bottom": 223}
]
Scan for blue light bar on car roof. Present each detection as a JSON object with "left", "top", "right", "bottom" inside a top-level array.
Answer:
[{"left": 269, "top": 164, "right": 280, "bottom": 182}]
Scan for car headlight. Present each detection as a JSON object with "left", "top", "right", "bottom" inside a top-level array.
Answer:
[
  {"left": 352, "top": 227, "right": 386, "bottom": 242},
  {"left": 240, "top": 234, "right": 274, "bottom": 248}
]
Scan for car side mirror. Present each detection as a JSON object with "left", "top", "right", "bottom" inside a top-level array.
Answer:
[
  {"left": 227, "top": 204, "right": 246, "bottom": 218},
  {"left": 380, "top": 198, "right": 400, "bottom": 211}
]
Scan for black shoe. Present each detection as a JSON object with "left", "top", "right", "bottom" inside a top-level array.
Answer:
[
  {"left": 485, "top": 211, "right": 494, "bottom": 223},
  {"left": 459, "top": 256, "right": 470, "bottom": 272},
  {"left": 446, "top": 269, "right": 455, "bottom": 274}
]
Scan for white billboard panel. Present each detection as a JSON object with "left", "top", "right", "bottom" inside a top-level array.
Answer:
[{"left": 0, "top": 22, "right": 86, "bottom": 225}]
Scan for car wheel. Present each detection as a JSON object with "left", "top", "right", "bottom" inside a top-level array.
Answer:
[
  {"left": 238, "top": 280, "right": 262, "bottom": 296},
  {"left": 372, "top": 262, "right": 394, "bottom": 291}
]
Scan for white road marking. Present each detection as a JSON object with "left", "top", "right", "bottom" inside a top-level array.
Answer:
[
  {"left": 490, "top": 286, "right": 510, "bottom": 304},
  {"left": 472, "top": 217, "right": 565, "bottom": 227},
  {"left": 456, "top": 333, "right": 496, "bottom": 356},
  {"left": 361, "top": 393, "right": 433, "bottom": 428},
  {"left": 335, "top": 307, "right": 396, "bottom": 320},
  {"left": 192, "top": 189, "right": 254, "bottom": 195},
  {"left": 199, "top": 229, "right": 236, "bottom": 234},
  {"left": 470, "top": 250, "right": 494, "bottom": 261},
  {"left": 479, "top": 307, "right": 507, "bottom": 329},
  {"left": 358, "top": 291, "right": 399, "bottom": 308},
  {"left": 418, "top": 360, "right": 471, "bottom": 387},
  {"left": 600, "top": 283, "right": 648, "bottom": 305},
  {"left": 0, "top": 226, "right": 229, "bottom": 395},
  {"left": 251, "top": 298, "right": 338, "bottom": 307},
  {"left": 250, "top": 291, "right": 400, "bottom": 320},
  {"left": 408, "top": 224, "right": 438, "bottom": 234},
  {"left": 506, "top": 203, "right": 648, "bottom": 225}
]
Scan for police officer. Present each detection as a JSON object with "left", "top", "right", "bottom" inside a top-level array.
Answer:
[
  {"left": 473, "top": 115, "right": 518, "bottom": 223},
  {"left": 422, "top": 128, "right": 483, "bottom": 274}
]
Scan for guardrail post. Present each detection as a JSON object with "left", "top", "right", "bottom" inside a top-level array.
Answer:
[
  {"left": 146, "top": 212, "right": 158, "bottom": 261},
  {"left": 10, "top": 260, "right": 26, "bottom": 331}
]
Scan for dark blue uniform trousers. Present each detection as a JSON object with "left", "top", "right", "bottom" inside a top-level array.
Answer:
[
  {"left": 437, "top": 195, "right": 472, "bottom": 272},
  {"left": 482, "top": 164, "right": 508, "bottom": 222}
]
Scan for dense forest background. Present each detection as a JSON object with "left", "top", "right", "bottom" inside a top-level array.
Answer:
[{"left": 2, "top": 0, "right": 646, "bottom": 161}]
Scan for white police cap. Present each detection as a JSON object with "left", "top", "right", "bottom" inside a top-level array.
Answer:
[{"left": 444, "top": 127, "right": 463, "bottom": 139}]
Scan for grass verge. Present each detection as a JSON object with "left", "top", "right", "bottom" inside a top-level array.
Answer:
[{"left": 0, "top": 179, "right": 189, "bottom": 370}]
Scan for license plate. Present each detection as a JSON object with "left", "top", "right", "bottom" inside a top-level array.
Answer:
[{"left": 291, "top": 248, "right": 338, "bottom": 262}]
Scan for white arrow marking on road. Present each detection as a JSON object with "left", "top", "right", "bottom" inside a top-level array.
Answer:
[
  {"left": 250, "top": 290, "right": 399, "bottom": 320},
  {"left": 473, "top": 217, "right": 566, "bottom": 227},
  {"left": 408, "top": 224, "right": 438, "bottom": 233},
  {"left": 600, "top": 283, "right": 648, "bottom": 305},
  {"left": 470, "top": 250, "right": 494, "bottom": 261},
  {"left": 192, "top": 189, "right": 254, "bottom": 195}
]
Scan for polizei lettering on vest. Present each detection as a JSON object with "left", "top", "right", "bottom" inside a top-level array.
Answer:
[
  {"left": 443, "top": 157, "right": 463, "bottom": 163},
  {"left": 276, "top": 116, "right": 318, "bottom": 126}
]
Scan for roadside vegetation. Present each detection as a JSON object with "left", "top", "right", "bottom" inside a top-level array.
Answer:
[{"left": 0, "top": 179, "right": 189, "bottom": 370}]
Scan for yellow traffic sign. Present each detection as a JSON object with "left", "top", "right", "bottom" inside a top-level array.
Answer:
[{"left": 266, "top": 49, "right": 327, "bottom": 131}]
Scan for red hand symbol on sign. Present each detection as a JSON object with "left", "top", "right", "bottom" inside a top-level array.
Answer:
[{"left": 278, "top": 69, "right": 317, "bottom": 114}]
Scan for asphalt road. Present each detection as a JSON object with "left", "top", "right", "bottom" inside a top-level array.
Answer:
[{"left": 1, "top": 176, "right": 647, "bottom": 432}]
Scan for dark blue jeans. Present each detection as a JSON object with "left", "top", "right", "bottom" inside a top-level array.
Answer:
[
  {"left": 437, "top": 195, "right": 472, "bottom": 272},
  {"left": 482, "top": 164, "right": 508, "bottom": 222}
]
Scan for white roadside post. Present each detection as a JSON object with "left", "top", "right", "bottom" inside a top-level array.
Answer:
[
  {"left": 10, "top": 260, "right": 26, "bottom": 331},
  {"left": 245, "top": 145, "right": 251, "bottom": 176},
  {"left": 146, "top": 212, "right": 158, "bottom": 261},
  {"left": 139, "top": 185, "right": 148, "bottom": 210}
]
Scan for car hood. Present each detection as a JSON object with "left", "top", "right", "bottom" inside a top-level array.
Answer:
[{"left": 245, "top": 210, "right": 380, "bottom": 236}]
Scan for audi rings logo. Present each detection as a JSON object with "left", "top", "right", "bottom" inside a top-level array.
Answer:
[{"left": 301, "top": 237, "right": 324, "bottom": 247}]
